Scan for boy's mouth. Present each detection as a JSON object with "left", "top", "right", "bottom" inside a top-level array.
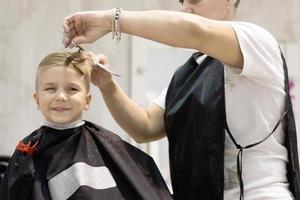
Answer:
[{"left": 51, "top": 107, "right": 71, "bottom": 112}]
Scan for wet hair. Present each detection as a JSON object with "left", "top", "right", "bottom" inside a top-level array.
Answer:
[{"left": 35, "top": 47, "right": 91, "bottom": 92}]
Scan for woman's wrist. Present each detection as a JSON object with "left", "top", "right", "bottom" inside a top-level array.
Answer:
[
  {"left": 99, "top": 79, "right": 117, "bottom": 93},
  {"left": 104, "top": 8, "right": 123, "bottom": 32},
  {"left": 111, "top": 8, "right": 123, "bottom": 42},
  {"left": 99, "top": 9, "right": 114, "bottom": 32}
]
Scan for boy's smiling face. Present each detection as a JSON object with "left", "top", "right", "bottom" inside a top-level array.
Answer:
[{"left": 34, "top": 66, "right": 91, "bottom": 124}]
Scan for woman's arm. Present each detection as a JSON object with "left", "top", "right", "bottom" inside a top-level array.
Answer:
[
  {"left": 100, "top": 81, "right": 166, "bottom": 143},
  {"left": 121, "top": 10, "right": 243, "bottom": 68},
  {"left": 64, "top": 10, "right": 243, "bottom": 68},
  {"left": 90, "top": 55, "right": 166, "bottom": 143}
]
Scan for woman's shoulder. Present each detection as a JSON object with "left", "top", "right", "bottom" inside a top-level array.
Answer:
[{"left": 228, "top": 21, "right": 277, "bottom": 44}]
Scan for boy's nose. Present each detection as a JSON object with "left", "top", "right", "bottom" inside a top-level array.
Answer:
[{"left": 55, "top": 91, "right": 68, "bottom": 101}]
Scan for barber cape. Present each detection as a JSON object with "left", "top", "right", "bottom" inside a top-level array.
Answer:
[{"left": 0, "top": 121, "right": 172, "bottom": 200}]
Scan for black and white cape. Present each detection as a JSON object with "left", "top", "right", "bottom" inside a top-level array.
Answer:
[{"left": 0, "top": 121, "right": 172, "bottom": 200}]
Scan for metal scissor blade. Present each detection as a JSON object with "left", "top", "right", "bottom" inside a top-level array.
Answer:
[
  {"left": 91, "top": 54, "right": 121, "bottom": 77},
  {"left": 92, "top": 62, "right": 121, "bottom": 77}
]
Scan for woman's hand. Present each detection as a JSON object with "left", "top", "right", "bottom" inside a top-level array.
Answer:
[
  {"left": 90, "top": 54, "right": 114, "bottom": 90},
  {"left": 63, "top": 10, "right": 112, "bottom": 48}
]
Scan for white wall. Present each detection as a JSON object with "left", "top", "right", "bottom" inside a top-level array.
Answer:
[
  {"left": 0, "top": 0, "right": 180, "bottom": 155},
  {"left": 0, "top": 0, "right": 299, "bottom": 158}
]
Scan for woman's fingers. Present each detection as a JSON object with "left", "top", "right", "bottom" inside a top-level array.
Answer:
[
  {"left": 63, "top": 22, "right": 70, "bottom": 34},
  {"left": 96, "top": 54, "right": 109, "bottom": 65},
  {"left": 63, "top": 14, "right": 82, "bottom": 47}
]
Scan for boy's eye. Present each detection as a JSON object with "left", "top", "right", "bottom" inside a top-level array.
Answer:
[
  {"left": 68, "top": 87, "right": 79, "bottom": 92},
  {"left": 45, "top": 87, "right": 55, "bottom": 91}
]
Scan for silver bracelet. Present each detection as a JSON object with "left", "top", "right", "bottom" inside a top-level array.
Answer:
[{"left": 112, "top": 8, "right": 122, "bottom": 42}]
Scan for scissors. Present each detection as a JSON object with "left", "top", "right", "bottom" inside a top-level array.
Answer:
[{"left": 77, "top": 44, "right": 121, "bottom": 77}]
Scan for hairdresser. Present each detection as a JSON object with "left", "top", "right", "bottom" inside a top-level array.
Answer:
[{"left": 62, "top": 0, "right": 300, "bottom": 199}]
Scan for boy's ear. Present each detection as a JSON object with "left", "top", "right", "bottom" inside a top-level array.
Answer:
[
  {"left": 33, "top": 93, "right": 40, "bottom": 110},
  {"left": 84, "top": 94, "right": 92, "bottom": 110}
]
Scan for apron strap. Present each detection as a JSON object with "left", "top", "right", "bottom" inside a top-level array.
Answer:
[
  {"left": 225, "top": 49, "right": 289, "bottom": 200},
  {"left": 225, "top": 111, "right": 287, "bottom": 200}
]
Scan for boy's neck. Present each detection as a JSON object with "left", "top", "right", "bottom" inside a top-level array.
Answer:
[{"left": 43, "top": 118, "right": 85, "bottom": 130}]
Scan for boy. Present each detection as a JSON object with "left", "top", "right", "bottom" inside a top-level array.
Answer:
[{"left": 0, "top": 48, "right": 171, "bottom": 200}]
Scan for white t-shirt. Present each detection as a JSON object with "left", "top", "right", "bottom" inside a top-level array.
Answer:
[{"left": 154, "top": 22, "right": 294, "bottom": 200}]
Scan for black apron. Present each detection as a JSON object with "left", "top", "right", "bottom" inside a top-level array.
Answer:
[{"left": 164, "top": 52, "right": 300, "bottom": 200}]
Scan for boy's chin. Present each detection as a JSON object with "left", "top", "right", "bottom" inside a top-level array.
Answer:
[{"left": 47, "top": 117, "right": 81, "bottom": 125}]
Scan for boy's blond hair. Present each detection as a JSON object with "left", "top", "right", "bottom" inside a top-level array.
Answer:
[{"left": 35, "top": 49, "right": 91, "bottom": 91}]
